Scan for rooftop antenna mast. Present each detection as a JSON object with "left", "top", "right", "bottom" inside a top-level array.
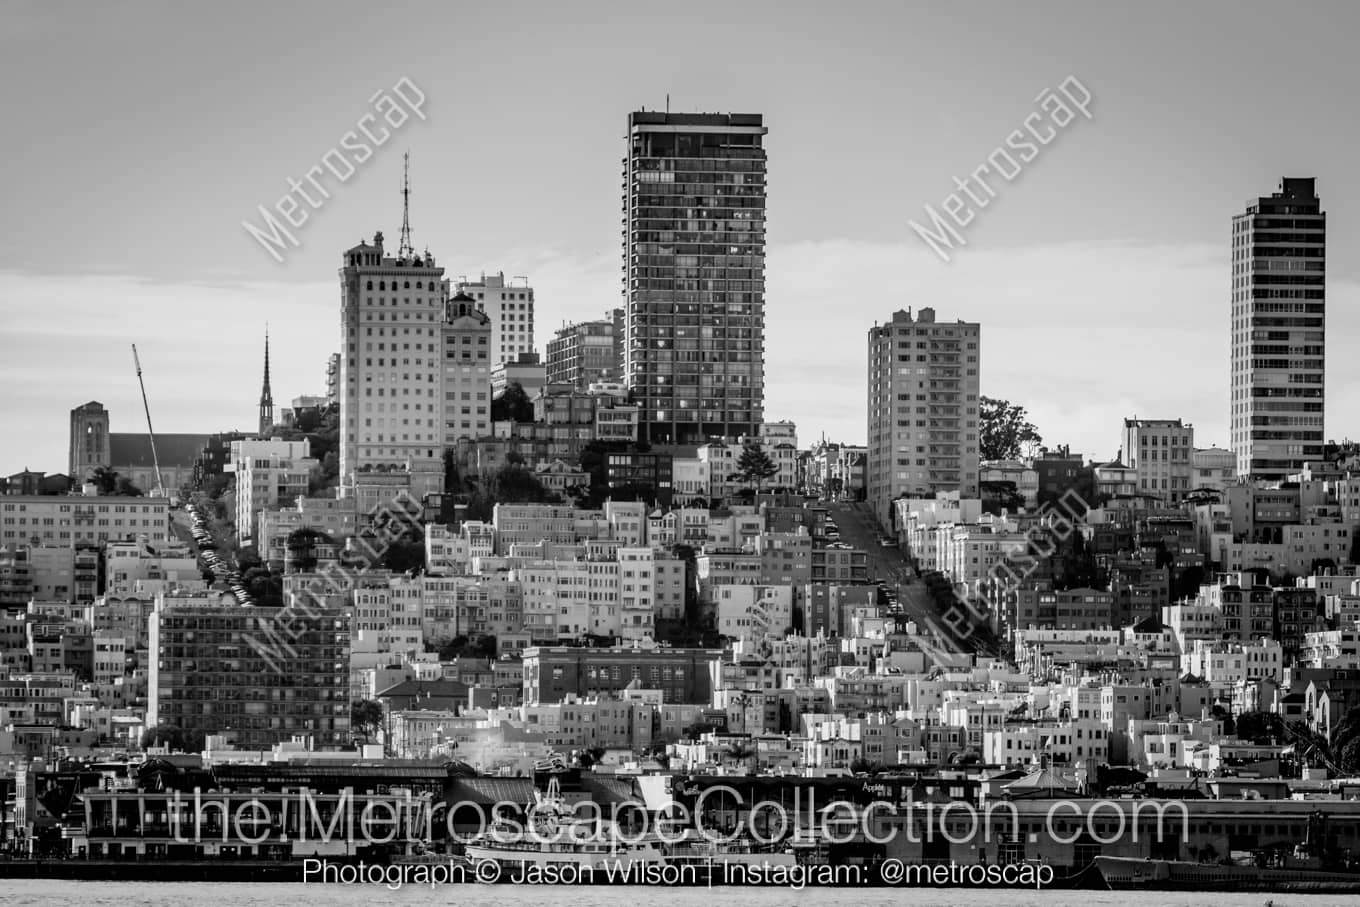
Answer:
[
  {"left": 130, "top": 344, "right": 166, "bottom": 498},
  {"left": 398, "top": 151, "right": 414, "bottom": 259}
]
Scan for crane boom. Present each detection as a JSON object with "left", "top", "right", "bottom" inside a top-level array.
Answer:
[{"left": 131, "top": 344, "right": 167, "bottom": 498}]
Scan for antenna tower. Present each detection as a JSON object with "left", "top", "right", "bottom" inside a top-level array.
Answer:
[{"left": 398, "top": 151, "right": 414, "bottom": 259}]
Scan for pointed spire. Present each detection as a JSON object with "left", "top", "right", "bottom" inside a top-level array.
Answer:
[
  {"left": 398, "top": 151, "right": 414, "bottom": 260},
  {"left": 258, "top": 325, "right": 274, "bottom": 437}
]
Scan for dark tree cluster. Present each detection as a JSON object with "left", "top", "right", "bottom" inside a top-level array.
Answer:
[
  {"left": 140, "top": 724, "right": 207, "bottom": 753},
  {"left": 979, "top": 397, "right": 1042, "bottom": 461},
  {"left": 262, "top": 403, "right": 340, "bottom": 496},
  {"left": 491, "top": 382, "right": 535, "bottom": 424},
  {"left": 90, "top": 466, "right": 144, "bottom": 497},
  {"left": 350, "top": 700, "right": 385, "bottom": 742}
]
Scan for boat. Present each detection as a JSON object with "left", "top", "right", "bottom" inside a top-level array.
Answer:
[
  {"left": 664, "top": 831, "right": 799, "bottom": 871},
  {"left": 463, "top": 777, "right": 806, "bottom": 882},
  {"left": 1089, "top": 856, "right": 1360, "bottom": 893},
  {"left": 463, "top": 777, "right": 668, "bottom": 875}
]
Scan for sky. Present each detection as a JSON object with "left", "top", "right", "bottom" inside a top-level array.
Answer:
[{"left": 3, "top": 0, "right": 1359, "bottom": 474}]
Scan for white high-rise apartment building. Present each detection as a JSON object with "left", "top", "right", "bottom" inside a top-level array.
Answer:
[
  {"left": 1230, "top": 177, "right": 1326, "bottom": 481},
  {"left": 867, "top": 307, "right": 981, "bottom": 529},
  {"left": 455, "top": 272, "right": 535, "bottom": 367},
  {"left": 338, "top": 232, "right": 447, "bottom": 487},
  {"left": 228, "top": 437, "right": 317, "bottom": 545}
]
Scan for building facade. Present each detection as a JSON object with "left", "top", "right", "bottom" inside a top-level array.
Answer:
[
  {"left": 455, "top": 272, "right": 535, "bottom": 368},
  {"left": 147, "top": 594, "right": 351, "bottom": 749},
  {"left": 1121, "top": 418, "right": 1195, "bottom": 505},
  {"left": 0, "top": 495, "right": 169, "bottom": 548},
  {"left": 228, "top": 438, "right": 317, "bottom": 545},
  {"left": 443, "top": 293, "right": 493, "bottom": 443},
  {"left": 545, "top": 313, "right": 622, "bottom": 388},
  {"left": 522, "top": 645, "right": 722, "bottom": 705},
  {"left": 338, "top": 232, "right": 447, "bottom": 486},
  {"left": 1191, "top": 447, "right": 1236, "bottom": 494},
  {"left": 622, "top": 111, "right": 767, "bottom": 445},
  {"left": 1230, "top": 177, "right": 1326, "bottom": 481},
  {"left": 69, "top": 402, "right": 206, "bottom": 494},
  {"left": 867, "top": 308, "right": 981, "bottom": 528},
  {"left": 69, "top": 402, "right": 110, "bottom": 483}
]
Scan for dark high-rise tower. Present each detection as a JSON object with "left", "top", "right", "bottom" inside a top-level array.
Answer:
[
  {"left": 1230, "top": 178, "right": 1326, "bottom": 480},
  {"left": 622, "top": 111, "right": 767, "bottom": 445},
  {"left": 258, "top": 328, "right": 274, "bottom": 437}
]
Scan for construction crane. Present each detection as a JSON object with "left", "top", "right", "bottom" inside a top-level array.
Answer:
[{"left": 131, "top": 344, "right": 167, "bottom": 499}]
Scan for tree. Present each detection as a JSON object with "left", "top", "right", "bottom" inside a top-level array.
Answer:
[
  {"left": 1311, "top": 558, "right": 1338, "bottom": 576},
  {"left": 1331, "top": 705, "right": 1360, "bottom": 774},
  {"left": 949, "top": 747, "right": 982, "bottom": 766},
  {"left": 459, "top": 462, "right": 562, "bottom": 522},
  {"left": 1172, "top": 565, "right": 1206, "bottom": 603},
  {"left": 351, "top": 700, "right": 385, "bottom": 742},
  {"left": 436, "top": 633, "right": 497, "bottom": 660},
  {"left": 1323, "top": 438, "right": 1360, "bottom": 464},
  {"left": 243, "top": 566, "right": 283, "bottom": 605},
  {"left": 850, "top": 757, "right": 880, "bottom": 775},
  {"left": 980, "top": 480, "right": 1025, "bottom": 516},
  {"left": 978, "top": 396, "right": 1042, "bottom": 461},
  {"left": 574, "top": 439, "right": 642, "bottom": 508},
  {"left": 733, "top": 440, "right": 778, "bottom": 492},
  {"left": 202, "top": 473, "right": 233, "bottom": 501},
  {"left": 380, "top": 538, "right": 427, "bottom": 574},
  {"left": 1235, "top": 711, "right": 1286, "bottom": 745},
  {"left": 115, "top": 476, "right": 144, "bottom": 497},
  {"left": 140, "top": 725, "right": 205, "bottom": 753},
  {"left": 1057, "top": 529, "right": 1106, "bottom": 591},
  {"left": 89, "top": 466, "right": 119, "bottom": 495},
  {"left": 491, "top": 382, "right": 535, "bottom": 423},
  {"left": 682, "top": 721, "right": 717, "bottom": 740},
  {"left": 308, "top": 451, "right": 340, "bottom": 497},
  {"left": 286, "top": 528, "right": 333, "bottom": 573},
  {"left": 576, "top": 746, "right": 606, "bottom": 769},
  {"left": 724, "top": 741, "right": 757, "bottom": 773},
  {"left": 237, "top": 546, "right": 264, "bottom": 573}
]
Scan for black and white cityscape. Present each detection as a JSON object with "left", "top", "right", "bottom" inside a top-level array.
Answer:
[{"left": 2, "top": 1, "right": 1360, "bottom": 900}]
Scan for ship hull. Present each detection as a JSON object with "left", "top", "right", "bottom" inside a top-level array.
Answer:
[{"left": 1091, "top": 856, "right": 1360, "bottom": 893}]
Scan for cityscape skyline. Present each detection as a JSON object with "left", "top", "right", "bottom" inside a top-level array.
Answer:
[
  {"left": 4, "top": 1, "right": 1360, "bottom": 475},
  {"left": 7, "top": 4, "right": 1360, "bottom": 888}
]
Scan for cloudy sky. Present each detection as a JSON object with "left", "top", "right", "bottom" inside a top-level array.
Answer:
[{"left": 2, "top": 0, "right": 1358, "bottom": 474}]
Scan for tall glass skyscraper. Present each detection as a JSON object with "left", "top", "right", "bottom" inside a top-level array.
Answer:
[
  {"left": 622, "top": 111, "right": 767, "bottom": 445},
  {"left": 1230, "top": 178, "right": 1326, "bottom": 480}
]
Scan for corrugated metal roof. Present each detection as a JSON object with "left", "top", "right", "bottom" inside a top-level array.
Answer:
[
  {"left": 447, "top": 777, "right": 535, "bottom": 805},
  {"left": 213, "top": 763, "right": 453, "bottom": 781},
  {"left": 579, "top": 775, "right": 638, "bottom": 806}
]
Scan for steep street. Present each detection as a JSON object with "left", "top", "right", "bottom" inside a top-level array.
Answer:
[{"left": 825, "top": 500, "right": 965, "bottom": 655}]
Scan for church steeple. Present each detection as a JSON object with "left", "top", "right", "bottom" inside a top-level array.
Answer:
[{"left": 258, "top": 326, "right": 274, "bottom": 437}]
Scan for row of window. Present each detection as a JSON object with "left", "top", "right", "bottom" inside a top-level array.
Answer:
[{"left": 2, "top": 504, "right": 160, "bottom": 513}]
